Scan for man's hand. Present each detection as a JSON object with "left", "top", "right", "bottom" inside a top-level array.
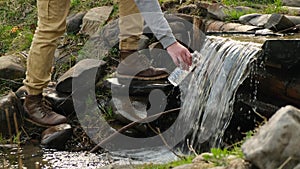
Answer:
[{"left": 167, "top": 42, "right": 192, "bottom": 70}]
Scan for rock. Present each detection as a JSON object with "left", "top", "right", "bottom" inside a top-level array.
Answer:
[
  {"left": 262, "top": 40, "right": 300, "bottom": 70},
  {"left": 177, "top": 4, "right": 198, "bottom": 15},
  {"left": 283, "top": 6, "right": 300, "bottom": 16},
  {"left": 41, "top": 123, "right": 72, "bottom": 150},
  {"left": 295, "top": 164, "right": 300, "bottom": 169},
  {"left": 264, "top": 14, "right": 295, "bottom": 32},
  {"left": 234, "top": 6, "right": 254, "bottom": 13},
  {"left": 285, "top": 15, "right": 300, "bottom": 25},
  {"left": 161, "top": 0, "right": 180, "bottom": 10},
  {"left": 282, "top": 0, "right": 300, "bottom": 7},
  {"left": 56, "top": 59, "right": 106, "bottom": 93},
  {"left": 172, "top": 164, "right": 194, "bottom": 169},
  {"left": 43, "top": 87, "right": 75, "bottom": 116},
  {"left": 110, "top": 95, "right": 147, "bottom": 123},
  {"left": 66, "top": 12, "right": 86, "bottom": 34},
  {"left": 204, "top": 20, "right": 258, "bottom": 33},
  {"left": 107, "top": 78, "right": 173, "bottom": 96},
  {"left": 225, "top": 158, "right": 251, "bottom": 169},
  {"left": 239, "top": 13, "right": 263, "bottom": 25},
  {"left": 248, "top": 14, "right": 271, "bottom": 27},
  {"left": 242, "top": 105, "right": 300, "bottom": 169},
  {"left": 169, "top": 21, "right": 186, "bottom": 34},
  {"left": 254, "top": 28, "right": 277, "bottom": 36},
  {"left": 207, "top": 3, "right": 229, "bottom": 21},
  {"left": 0, "top": 55, "right": 25, "bottom": 80},
  {"left": 240, "top": 13, "right": 297, "bottom": 32},
  {"left": 80, "top": 6, "right": 113, "bottom": 36},
  {"left": 100, "top": 19, "right": 119, "bottom": 48},
  {"left": 0, "top": 92, "right": 23, "bottom": 138},
  {"left": 78, "top": 19, "right": 119, "bottom": 61}
]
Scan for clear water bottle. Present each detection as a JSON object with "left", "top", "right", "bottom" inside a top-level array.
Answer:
[{"left": 168, "top": 51, "right": 201, "bottom": 86}]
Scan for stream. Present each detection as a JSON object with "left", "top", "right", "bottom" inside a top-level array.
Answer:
[{"left": 1, "top": 36, "right": 262, "bottom": 168}]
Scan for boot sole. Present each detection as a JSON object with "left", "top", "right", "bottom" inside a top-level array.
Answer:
[{"left": 24, "top": 117, "right": 51, "bottom": 128}]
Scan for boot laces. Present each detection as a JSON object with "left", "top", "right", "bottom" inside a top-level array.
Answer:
[{"left": 38, "top": 99, "right": 53, "bottom": 117}]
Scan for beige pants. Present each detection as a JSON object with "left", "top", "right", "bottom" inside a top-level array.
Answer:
[
  {"left": 24, "top": 0, "right": 143, "bottom": 95},
  {"left": 119, "top": 0, "right": 144, "bottom": 50},
  {"left": 24, "top": 0, "right": 70, "bottom": 95}
]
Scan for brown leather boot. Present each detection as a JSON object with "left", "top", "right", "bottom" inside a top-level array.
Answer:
[
  {"left": 117, "top": 50, "right": 169, "bottom": 81},
  {"left": 24, "top": 94, "right": 67, "bottom": 127}
]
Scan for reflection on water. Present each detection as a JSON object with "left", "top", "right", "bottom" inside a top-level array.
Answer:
[
  {"left": 1, "top": 144, "right": 177, "bottom": 168},
  {"left": 1, "top": 144, "right": 109, "bottom": 169}
]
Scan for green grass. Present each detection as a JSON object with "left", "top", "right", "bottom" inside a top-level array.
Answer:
[
  {"left": 221, "top": 0, "right": 289, "bottom": 21},
  {"left": 0, "top": 0, "right": 118, "bottom": 56},
  {"left": 224, "top": 8, "right": 255, "bottom": 21},
  {"left": 222, "top": 0, "right": 280, "bottom": 6},
  {"left": 137, "top": 156, "right": 194, "bottom": 169}
]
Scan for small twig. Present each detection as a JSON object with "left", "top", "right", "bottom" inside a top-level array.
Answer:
[
  {"left": 252, "top": 109, "right": 268, "bottom": 123},
  {"left": 187, "top": 139, "right": 198, "bottom": 156},
  {"left": 147, "top": 124, "right": 185, "bottom": 160},
  {"left": 278, "top": 156, "right": 293, "bottom": 169},
  {"left": 13, "top": 112, "right": 20, "bottom": 147},
  {"left": 5, "top": 109, "right": 13, "bottom": 144},
  {"left": 19, "top": 51, "right": 28, "bottom": 59},
  {"left": 89, "top": 107, "right": 181, "bottom": 153},
  {"left": 13, "top": 112, "right": 23, "bottom": 169},
  {"left": 21, "top": 126, "right": 30, "bottom": 140}
]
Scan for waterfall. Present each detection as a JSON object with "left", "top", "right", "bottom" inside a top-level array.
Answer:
[{"left": 178, "top": 36, "right": 261, "bottom": 150}]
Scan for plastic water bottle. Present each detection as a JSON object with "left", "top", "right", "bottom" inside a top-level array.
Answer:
[{"left": 168, "top": 51, "right": 201, "bottom": 86}]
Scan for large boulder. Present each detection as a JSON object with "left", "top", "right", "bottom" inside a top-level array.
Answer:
[{"left": 242, "top": 105, "right": 300, "bottom": 169}]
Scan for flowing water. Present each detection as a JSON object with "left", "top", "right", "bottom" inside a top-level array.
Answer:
[{"left": 178, "top": 36, "right": 262, "bottom": 150}]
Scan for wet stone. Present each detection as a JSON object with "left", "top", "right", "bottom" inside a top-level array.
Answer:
[{"left": 41, "top": 123, "right": 72, "bottom": 150}]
